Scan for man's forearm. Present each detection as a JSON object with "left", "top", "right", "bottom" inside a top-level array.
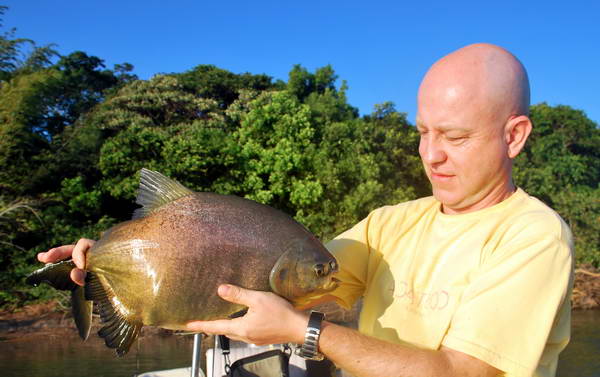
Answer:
[
  {"left": 318, "top": 321, "right": 503, "bottom": 377},
  {"left": 183, "top": 285, "right": 502, "bottom": 376}
]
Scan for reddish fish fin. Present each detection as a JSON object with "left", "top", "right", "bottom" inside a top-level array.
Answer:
[
  {"left": 85, "top": 273, "right": 142, "bottom": 357},
  {"left": 133, "top": 169, "right": 194, "bottom": 219}
]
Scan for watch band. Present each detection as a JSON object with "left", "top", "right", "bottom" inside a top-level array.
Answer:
[{"left": 295, "top": 311, "right": 325, "bottom": 361}]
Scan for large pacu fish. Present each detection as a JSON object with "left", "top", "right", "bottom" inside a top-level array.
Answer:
[{"left": 27, "top": 169, "right": 339, "bottom": 356}]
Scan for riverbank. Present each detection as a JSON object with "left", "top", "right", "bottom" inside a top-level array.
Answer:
[
  {"left": 572, "top": 265, "right": 600, "bottom": 310},
  {"left": 0, "top": 300, "right": 184, "bottom": 341},
  {"left": 0, "top": 298, "right": 360, "bottom": 342}
]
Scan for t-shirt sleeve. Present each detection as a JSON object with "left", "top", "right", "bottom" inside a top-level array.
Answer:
[{"left": 442, "top": 217, "right": 573, "bottom": 376}]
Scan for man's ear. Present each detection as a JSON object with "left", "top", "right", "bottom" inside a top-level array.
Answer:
[{"left": 505, "top": 115, "right": 532, "bottom": 158}]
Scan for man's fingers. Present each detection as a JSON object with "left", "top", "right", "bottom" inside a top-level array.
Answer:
[
  {"left": 37, "top": 238, "right": 95, "bottom": 286},
  {"left": 186, "top": 319, "right": 236, "bottom": 335},
  {"left": 37, "top": 245, "right": 75, "bottom": 263},
  {"left": 37, "top": 238, "right": 95, "bottom": 268},
  {"left": 72, "top": 238, "right": 95, "bottom": 269},
  {"left": 70, "top": 268, "right": 87, "bottom": 287}
]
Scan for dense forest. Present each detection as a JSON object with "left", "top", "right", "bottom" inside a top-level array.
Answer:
[{"left": 0, "top": 8, "right": 598, "bottom": 309}]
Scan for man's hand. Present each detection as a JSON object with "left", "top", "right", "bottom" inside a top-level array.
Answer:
[
  {"left": 186, "top": 284, "right": 308, "bottom": 346},
  {"left": 37, "top": 238, "right": 95, "bottom": 286}
]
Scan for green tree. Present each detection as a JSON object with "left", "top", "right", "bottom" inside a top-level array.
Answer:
[
  {"left": 0, "top": 69, "right": 58, "bottom": 196},
  {"left": 0, "top": 53, "right": 134, "bottom": 198},
  {"left": 309, "top": 102, "right": 427, "bottom": 238},
  {"left": 232, "top": 90, "right": 319, "bottom": 210},
  {"left": 287, "top": 64, "right": 340, "bottom": 103},
  {"left": 93, "top": 75, "right": 223, "bottom": 201},
  {"left": 514, "top": 103, "right": 600, "bottom": 266},
  {"left": 226, "top": 82, "right": 425, "bottom": 239},
  {"left": 178, "top": 64, "right": 282, "bottom": 109}
]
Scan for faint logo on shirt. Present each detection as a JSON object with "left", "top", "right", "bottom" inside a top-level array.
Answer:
[{"left": 388, "top": 281, "right": 450, "bottom": 311}]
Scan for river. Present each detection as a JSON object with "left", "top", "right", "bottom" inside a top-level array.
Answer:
[
  {"left": 1, "top": 310, "right": 598, "bottom": 377},
  {"left": 556, "top": 310, "right": 600, "bottom": 377}
]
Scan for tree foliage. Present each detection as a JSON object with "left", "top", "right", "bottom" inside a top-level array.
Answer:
[{"left": 514, "top": 103, "right": 600, "bottom": 266}]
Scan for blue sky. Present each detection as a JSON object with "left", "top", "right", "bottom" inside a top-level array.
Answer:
[{"left": 3, "top": 1, "right": 599, "bottom": 124}]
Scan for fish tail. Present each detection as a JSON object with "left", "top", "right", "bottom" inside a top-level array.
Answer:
[
  {"left": 26, "top": 260, "right": 93, "bottom": 340},
  {"left": 26, "top": 260, "right": 78, "bottom": 291},
  {"left": 85, "top": 272, "right": 142, "bottom": 357}
]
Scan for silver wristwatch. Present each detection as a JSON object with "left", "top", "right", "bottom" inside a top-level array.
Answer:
[{"left": 295, "top": 311, "right": 325, "bottom": 361}]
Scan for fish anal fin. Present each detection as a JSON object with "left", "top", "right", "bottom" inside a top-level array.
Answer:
[
  {"left": 71, "top": 286, "right": 93, "bottom": 340},
  {"left": 85, "top": 273, "right": 142, "bottom": 356},
  {"left": 133, "top": 169, "right": 194, "bottom": 219},
  {"left": 115, "top": 323, "right": 142, "bottom": 357},
  {"left": 99, "top": 317, "right": 142, "bottom": 357}
]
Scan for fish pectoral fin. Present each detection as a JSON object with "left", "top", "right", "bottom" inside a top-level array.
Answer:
[
  {"left": 84, "top": 272, "right": 142, "bottom": 357},
  {"left": 132, "top": 168, "right": 194, "bottom": 219},
  {"left": 71, "top": 286, "right": 93, "bottom": 340},
  {"left": 229, "top": 308, "right": 248, "bottom": 319}
]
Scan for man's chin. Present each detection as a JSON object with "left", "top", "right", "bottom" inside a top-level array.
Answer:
[
  {"left": 432, "top": 188, "right": 458, "bottom": 203},
  {"left": 432, "top": 190, "right": 465, "bottom": 212}
]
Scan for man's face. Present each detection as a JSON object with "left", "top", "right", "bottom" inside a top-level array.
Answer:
[{"left": 416, "top": 85, "right": 512, "bottom": 214}]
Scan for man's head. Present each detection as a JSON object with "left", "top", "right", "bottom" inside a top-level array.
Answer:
[{"left": 416, "top": 43, "right": 532, "bottom": 214}]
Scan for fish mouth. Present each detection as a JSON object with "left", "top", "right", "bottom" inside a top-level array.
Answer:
[
  {"left": 322, "top": 258, "right": 339, "bottom": 291},
  {"left": 322, "top": 276, "right": 340, "bottom": 292}
]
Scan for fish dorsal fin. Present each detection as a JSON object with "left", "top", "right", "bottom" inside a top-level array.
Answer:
[
  {"left": 133, "top": 168, "right": 194, "bottom": 219},
  {"left": 85, "top": 273, "right": 142, "bottom": 357}
]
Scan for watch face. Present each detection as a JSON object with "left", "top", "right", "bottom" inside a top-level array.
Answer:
[{"left": 309, "top": 311, "right": 325, "bottom": 326}]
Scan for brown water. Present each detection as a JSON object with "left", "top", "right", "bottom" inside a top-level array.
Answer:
[
  {"left": 556, "top": 310, "right": 600, "bottom": 377},
  {"left": 0, "top": 331, "right": 195, "bottom": 377},
  {"left": 0, "top": 310, "right": 598, "bottom": 377}
]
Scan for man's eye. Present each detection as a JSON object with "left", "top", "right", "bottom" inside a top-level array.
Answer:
[{"left": 447, "top": 136, "right": 466, "bottom": 143}]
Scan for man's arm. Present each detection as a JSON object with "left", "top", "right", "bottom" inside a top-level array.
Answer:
[
  {"left": 320, "top": 321, "right": 503, "bottom": 377},
  {"left": 186, "top": 284, "right": 503, "bottom": 377}
]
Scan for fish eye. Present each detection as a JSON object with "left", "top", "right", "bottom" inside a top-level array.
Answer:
[{"left": 314, "top": 263, "right": 327, "bottom": 277}]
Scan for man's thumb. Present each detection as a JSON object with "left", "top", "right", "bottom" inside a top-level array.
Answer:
[{"left": 218, "top": 284, "right": 248, "bottom": 305}]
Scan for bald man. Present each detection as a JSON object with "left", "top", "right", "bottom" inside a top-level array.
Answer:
[{"left": 40, "top": 44, "right": 573, "bottom": 377}]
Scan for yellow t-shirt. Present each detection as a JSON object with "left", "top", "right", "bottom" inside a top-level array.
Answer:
[{"left": 325, "top": 188, "right": 573, "bottom": 377}]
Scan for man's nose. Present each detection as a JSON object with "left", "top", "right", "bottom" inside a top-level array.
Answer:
[{"left": 419, "top": 136, "right": 446, "bottom": 164}]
